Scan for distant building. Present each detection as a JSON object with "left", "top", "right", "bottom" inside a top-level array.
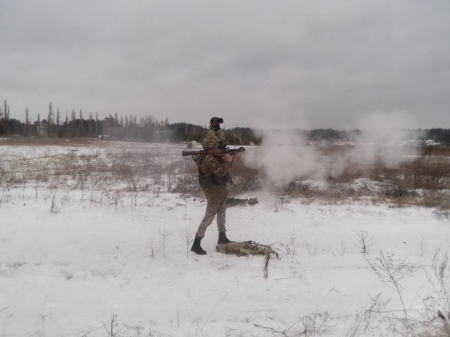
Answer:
[{"left": 37, "top": 124, "right": 48, "bottom": 137}]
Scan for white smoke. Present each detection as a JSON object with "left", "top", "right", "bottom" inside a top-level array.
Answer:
[
  {"left": 243, "top": 129, "right": 327, "bottom": 187},
  {"left": 243, "top": 111, "right": 424, "bottom": 188},
  {"left": 352, "top": 111, "right": 423, "bottom": 167}
]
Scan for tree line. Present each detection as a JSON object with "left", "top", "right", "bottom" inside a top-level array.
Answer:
[
  {"left": 0, "top": 100, "right": 262, "bottom": 145},
  {"left": 1, "top": 99, "right": 449, "bottom": 145}
]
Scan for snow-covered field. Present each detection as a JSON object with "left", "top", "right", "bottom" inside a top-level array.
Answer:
[{"left": 1, "top": 141, "right": 449, "bottom": 336}]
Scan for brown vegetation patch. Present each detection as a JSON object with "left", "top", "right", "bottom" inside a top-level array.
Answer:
[
  {"left": 2, "top": 142, "right": 450, "bottom": 208},
  {"left": 0, "top": 136, "right": 101, "bottom": 147}
]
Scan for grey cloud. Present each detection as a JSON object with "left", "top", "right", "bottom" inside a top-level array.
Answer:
[{"left": 1, "top": 0, "right": 449, "bottom": 129}]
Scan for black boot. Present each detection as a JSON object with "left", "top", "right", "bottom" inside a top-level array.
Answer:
[
  {"left": 218, "top": 231, "right": 233, "bottom": 245},
  {"left": 191, "top": 237, "right": 207, "bottom": 255}
]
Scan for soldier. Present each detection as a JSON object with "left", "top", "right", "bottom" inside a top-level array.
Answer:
[
  {"left": 191, "top": 117, "right": 238, "bottom": 255},
  {"left": 202, "top": 117, "right": 226, "bottom": 149}
]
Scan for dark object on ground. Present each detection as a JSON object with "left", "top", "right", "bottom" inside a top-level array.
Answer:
[
  {"left": 216, "top": 241, "right": 278, "bottom": 278},
  {"left": 216, "top": 241, "right": 278, "bottom": 258},
  {"left": 226, "top": 197, "right": 258, "bottom": 207}
]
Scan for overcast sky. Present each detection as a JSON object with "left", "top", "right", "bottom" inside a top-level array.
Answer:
[{"left": 1, "top": 1, "right": 449, "bottom": 129}]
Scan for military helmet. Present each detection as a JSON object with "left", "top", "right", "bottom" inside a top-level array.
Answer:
[{"left": 210, "top": 117, "right": 223, "bottom": 125}]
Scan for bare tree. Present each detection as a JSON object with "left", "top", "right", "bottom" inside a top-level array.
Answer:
[
  {"left": 25, "top": 108, "right": 30, "bottom": 125},
  {"left": 1, "top": 99, "right": 10, "bottom": 120},
  {"left": 47, "top": 102, "right": 53, "bottom": 135},
  {"left": 24, "top": 107, "right": 30, "bottom": 136},
  {"left": 56, "top": 108, "right": 60, "bottom": 126},
  {"left": 181, "top": 229, "right": 194, "bottom": 258},
  {"left": 4, "top": 99, "right": 10, "bottom": 120}
]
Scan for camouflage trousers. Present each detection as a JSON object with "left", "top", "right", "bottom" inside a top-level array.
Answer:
[{"left": 196, "top": 185, "right": 228, "bottom": 238}]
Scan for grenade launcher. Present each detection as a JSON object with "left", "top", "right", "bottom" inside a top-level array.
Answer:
[{"left": 182, "top": 147, "right": 245, "bottom": 157}]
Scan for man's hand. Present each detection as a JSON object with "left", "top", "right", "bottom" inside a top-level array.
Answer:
[
  {"left": 220, "top": 152, "right": 238, "bottom": 164},
  {"left": 220, "top": 153, "right": 232, "bottom": 162}
]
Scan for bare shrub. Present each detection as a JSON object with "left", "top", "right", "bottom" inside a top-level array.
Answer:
[
  {"left": 171, "top": 174, "right": 201, "bottom": 196},
  {"left": 340, "top": 241, "right": 350, "bottom": 256},
  {"left": 273, "top": 196, "right": 291, "bottom": 212},
  {"left": 50, "top": 192, "right": 59, "bottom": 213},
  {"left": 282, "top": 232, "right": 297, "bottom": 257},
  {"left": 345, "top": 293, "right": 384, "bottom": 337},
  {"left": 327, "top": 161, "right": 366, "bottom": 184},
  {"left": 228, "top": 157, "right": 261, "bottom": 195},
  {"left": 159, "top": 229, "right": 172, "bottom": 258},
  {"left": 305, "top": 241, "right": 318, "bottom": 256},
  {"left": 300, "top": 310, "right": 332, "bottom": 336},
  {"left": 181, "top": 229, "right": 194, "bottom": 258},
  {"left": 381, "top": 172, "right": 415, "bottom": 198},
  {"left": 105, "top": 191, "right": 124, "bottom": 211},
  {"left": 320, "top": 188, "right": 347, "bottom": 203},
  {"left": 284, "top": 180, "right": 320, "bottom": 199},
  {"left": 420, "top": 191, "right": 450, "bottom": 210},
  {"left": 253, "top": 307, "right": 332, "bottom": 336},
  {"left": 433, "top": 209, "right": 450, "bottom": 220},
  {"left": 147, "top": 240, "right": 160, "bottom": 259},
  {"left": 418, "top": 237, "right": 428, "bottom": 257},
  {"left": 327, "top": 181, "right": 357, "bottom": 197},
  {"left": 352, "top": 231, "right": 375, "bottom": 255},
  {"left": 408, "top": 156, "right": 450, "bottom": 190},
  {"left": 367, "top": 250, "right": 417, "bottom": 330},
  {"left": 426, "top": 250, "right": 450, "bottom": 328},
  {"left": 102, "top": 313, "right": 124, "bottom": 337}
]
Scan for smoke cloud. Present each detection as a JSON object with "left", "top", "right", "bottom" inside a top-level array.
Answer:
[
  {"left": 243, "top": 111, "right": 424, "bottom": 188},
  {"left": 244, "top": 130, "right": 327, "bottom": 187}
]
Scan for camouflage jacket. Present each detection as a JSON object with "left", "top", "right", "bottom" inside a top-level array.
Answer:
[
  {"left": 197, "top": 154, "right": 232, "bottom": 189},
  {"left": 202, "top": 127, "right": 226, "bottom": 150}
]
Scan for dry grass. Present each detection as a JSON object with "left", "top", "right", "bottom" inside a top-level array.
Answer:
[
  {"left": 1, "top": 141, "right": 450, "bottom": 208},
  {"left": 0, "top": 136, "right": 100, "bottom": 147}
]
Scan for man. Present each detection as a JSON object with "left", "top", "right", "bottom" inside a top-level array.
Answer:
[{"left": 191, "top": 117, "right": 238, "bottom": 255}]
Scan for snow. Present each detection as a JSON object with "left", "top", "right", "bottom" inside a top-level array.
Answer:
[{"left": 1, "top": 142, "right": 449, "bottom": 336}]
